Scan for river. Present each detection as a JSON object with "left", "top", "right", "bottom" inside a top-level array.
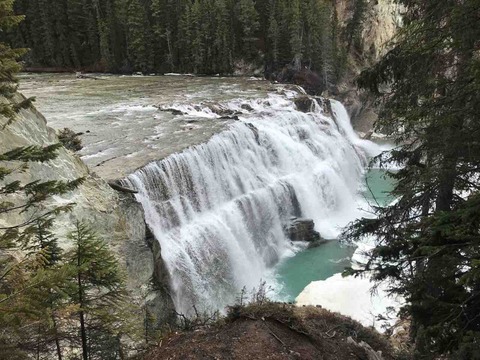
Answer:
[{"left": 19, "top": 73, "right": 393, "bottom": 315}]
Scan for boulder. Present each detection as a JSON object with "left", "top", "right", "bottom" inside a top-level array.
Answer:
[
  {"left": 76, "top": 72, "right": 100, "bottom": 80},
  {"left": 219, "top": 115, "right": 240, "bottom": 120},
  {"left": 245, "top": 123, "right": 260, "bottom": 144},
  {"left": 108, "top": 180, "right": 138, "bottom": 194},
  {"left": 307, "top": 238, "right": 329, "bottom": 249},
  {"left": 241, "top": 103, "right": 254, "bottom": 112},
  {"left": 284, "top": 217, "right": 322, "bottom": 243},
  {"left": 206, "top": 104, "right": 243, "bottom": 118},
  {"left": 159, "top": 107, "right": 186, "bottom": 116},
  {"left": 294, "top": 95, "right": 315, "bottom": 113},
  {"left": 266, "top": 65, "right": 325, "bottom": 95}
]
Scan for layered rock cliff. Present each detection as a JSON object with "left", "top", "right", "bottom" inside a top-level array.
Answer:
[
  {"left": 335, "top": 0, "right": 402, "bottom": 133},
  {"left": 336, "top": 0, "right": 401, "bottom": 62},
  {"left": 0, "top": 93, "right": 175, "bottom": 329}
]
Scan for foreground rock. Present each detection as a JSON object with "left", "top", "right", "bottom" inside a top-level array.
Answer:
[
  {"left": 266, "top": 65, "right": 325, "bottom": 95},
  {"left": 294, "top": 95, "right": 315, "bottom": 113},
  {"left": 284, "top": 218, "right": 324, "bottom": 244},
  {"left": 148, "top": 303, "right": 400, "bottom": 360}
]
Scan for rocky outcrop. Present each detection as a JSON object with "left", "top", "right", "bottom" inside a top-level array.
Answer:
[
  {"left": 267, "top": 65, "right": 325, "bottom": 95},
  {"left": 284, "top": 218, "right": 323, "bottom": 244},
  {"left": 121, "top": 198, "right": 176, "bottom": 328},
  {"left": 336, "top": 90, "right": 379, "bottom": 133},
  {"left": 0, "top": 93, "right": 175, "bottom": 332},
  {"left": 294, "top": 96, "right": 315, "bottom": 113},
  {"left": 264, "top": 0, "right": 401, "bottom": 132},
  {"left": 335, "top": 0, "right": 402, "bottom": 63},
  {"left": 108, "top": 180, "right": 139, "bottom": 194},
  {"left": 334, "top": 0, "right": 402, "bottom": 131},
  {"left": 347, "top": 337, "right": 385, "bottom": 360}
]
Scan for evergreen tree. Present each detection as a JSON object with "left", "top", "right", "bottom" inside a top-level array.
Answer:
[
  {"left": 0, "top": 2, "right": 84, "bottom": 358},
  {"left": 235, "top": 0, "right": 260, "bottom": 61},
  {"left": 330, "top": 1, "right": 347, "bottom": 83},
  {"left": 125, "top": 0, "right": 151, "bottom": 73},
  {"left": 21, "top": 220, "right": 73, "bottom": 360},
  {"left": 189, "top": 0, "right": 205, "bottom": 73},
  {"left": 345, "top": 0, "right": 367, "bottom": 52},
  {"left": 213, "top": 0, "right": 232, "bottom": 73},
  {"left": 66, "top": 222, "right": 137, "bottom": 360},
  {"left": 345, "top": 0, "right": 480, "bottom": 358},
  {"left": 267, "top": 7, "right": 279, "bottom": 64},
  {"left": 288, "top": 0, "right": 302, "bottom": 70},
  {"left": 177, "top": 2, "right": 192, "bottom": 72},
  {"left": 273, "top": 0, "right": 291, "bottom": 65},
  {"left": 4, "top": 0, "right": 362, "bottom": 79},
  {"left": 65, "top": 0, "right": 89, "bottom": 68},
  {"left": 151, "top": 0, "right": 171, "bottom": 72}
]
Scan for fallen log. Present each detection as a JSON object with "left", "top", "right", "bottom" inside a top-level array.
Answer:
[
  {"left": 108, "top": 181, "right": 138, "bottom": 194},
  {"left": 76, "top": 72, "right": 102, "bottom": 80}
]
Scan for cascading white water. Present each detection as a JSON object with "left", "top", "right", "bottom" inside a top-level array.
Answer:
[{"left": 125, "top": 92, "right": 380, "bottom": 314}]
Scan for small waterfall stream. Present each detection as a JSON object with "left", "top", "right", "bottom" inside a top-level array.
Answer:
[{"left": 126, "top": 92, "right": 378, "bottom": 314}]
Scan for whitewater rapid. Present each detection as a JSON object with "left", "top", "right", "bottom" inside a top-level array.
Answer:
[{"left": 125, "top": 90, "right": 382, "bottom": 314}]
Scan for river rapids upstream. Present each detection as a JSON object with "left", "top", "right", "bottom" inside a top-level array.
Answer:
[{"left": 20, "top": 73, "right": 394, "bottom": 323}]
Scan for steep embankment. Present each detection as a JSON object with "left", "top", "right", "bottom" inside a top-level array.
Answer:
[
  {"left": 0, "top": 93, "right": 175, "bottom": 327},
  {"left": 334, "top": 0, "right": 402, "bottom": 132},
  {"left": 147, "top": 304, "right": 397, "bottom": 360},
  {"left": 336, "top": 0, "right": 401, "bottom": 63}
]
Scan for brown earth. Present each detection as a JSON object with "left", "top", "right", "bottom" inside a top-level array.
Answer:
[{"left": 144, "top": 304, "right": 400, "bottom": 360}]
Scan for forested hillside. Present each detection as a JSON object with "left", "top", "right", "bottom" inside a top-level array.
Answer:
[
  {"left": 346, "top": 0, "right": 480, "bottom": 358},
  {"left": 4, "top": 0, "right": 369, "bottom": 81}
]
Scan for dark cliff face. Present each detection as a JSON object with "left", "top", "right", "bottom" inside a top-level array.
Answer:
[
  {"left": 333, "top": 0, "right": 401, "bottom": 132},
  {"left": 143, "top": 222, "right": 177, "bottom": 329},
  {"left": 265, "top": 0, "right": 400, "bottom": 133}
]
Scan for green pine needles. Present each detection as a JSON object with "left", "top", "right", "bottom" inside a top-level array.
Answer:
[
  {"left": 0, "top": 1, "right": 139, "bottom": 358},
  {"left": 344, "top": 0, "right": 480, "bottom": 358},
  {"left": 67, "top": 222, "right": 140, "bottom": 360},
  {"left": 3, "top": 0, "right": 349, "bottom": 79}
]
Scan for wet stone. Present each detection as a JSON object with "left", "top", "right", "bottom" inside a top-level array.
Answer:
[{"left": 284, "top": 217, "right": 322, "bottom": 243}]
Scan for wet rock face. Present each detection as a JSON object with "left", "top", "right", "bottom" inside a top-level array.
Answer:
[
  {"left": 266, "top": 66, "right": 325, "bottom": 95},
  {"left": 294, "top": 96, "right": 315, "bottom": 113},
  {"left": 284, "top": 218, "right": 322, "bottom": 243},
  {"left": 0, "top": 93, "right": 175, "bottom": 333},
  {"left": 143, "top": 225, "right": 176, "bottom": 327},
  {"left": 333, "top": 0, "right": 401, "bottom": 132}
]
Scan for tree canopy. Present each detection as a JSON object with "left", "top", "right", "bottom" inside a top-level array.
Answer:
[
  {"left": 0, "top": 1, "right": 138, "bottom": 357},
  {"left": 345, "top": 0, "right": 480, "bottom": 358},
  {"left": 3, "top": 0, "right": 356, "bottom": 79}
]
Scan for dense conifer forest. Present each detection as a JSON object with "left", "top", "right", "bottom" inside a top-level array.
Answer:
[
  {"left": 2, "top": 0, "right": 479, "bottom": 359},
  {"left": 345, "top": 0, "right": 480, "bottom": 357},
  {"left": 4, "top": 0, "right": 357, "bottom": 80}
]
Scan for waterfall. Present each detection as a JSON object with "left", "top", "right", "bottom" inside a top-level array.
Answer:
[{"left": 125, "top": 92, "right": 378, "bottom": 314}]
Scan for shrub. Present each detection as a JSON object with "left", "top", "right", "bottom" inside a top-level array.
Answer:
[{"left": 58, "top": 127, "right": 83, "bottom": 152}]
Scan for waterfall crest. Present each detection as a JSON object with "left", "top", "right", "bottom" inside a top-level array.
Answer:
[{"left": 126, "top": 92, "right": 377, "bottom": 314}]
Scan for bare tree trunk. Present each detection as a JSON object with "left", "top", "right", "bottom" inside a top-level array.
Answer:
[
  {"left": 52, "top": 315, "right": 63, "bottom": 360},
  {"left": 166, "top": 28, "right": 174, "bottom": 72},
  {"left": 78, "top": 247, "right": 88, "bottom": 360}
]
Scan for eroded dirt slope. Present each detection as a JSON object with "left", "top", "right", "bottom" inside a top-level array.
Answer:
[{"left": 146, "top": 304, "right": 399, "bottom": 360}]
